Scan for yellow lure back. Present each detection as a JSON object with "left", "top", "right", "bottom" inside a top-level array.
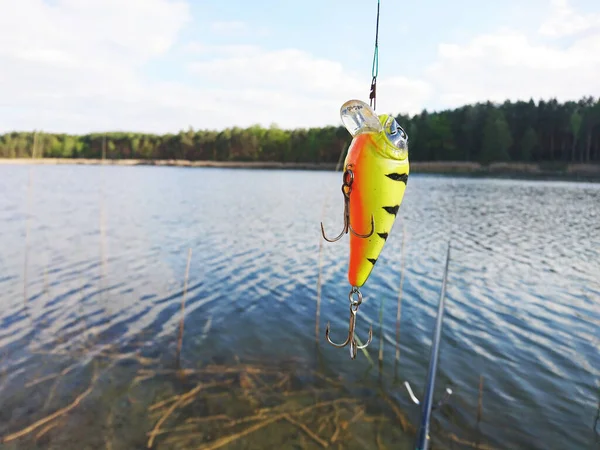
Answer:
[{"left": 340, "top": 99, "right": 410, "bottom": 288}]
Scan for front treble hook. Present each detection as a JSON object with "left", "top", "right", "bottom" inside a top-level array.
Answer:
[
  {"left": 321, "top": 167, "right": 375, "bottom": 243},
  {"left": 325, "top": 287, "right": 373, "bottom": 359}
]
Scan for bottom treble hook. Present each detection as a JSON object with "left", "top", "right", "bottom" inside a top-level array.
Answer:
[{"left": 325, "top": 287, "right": 373, "bottom": 359}]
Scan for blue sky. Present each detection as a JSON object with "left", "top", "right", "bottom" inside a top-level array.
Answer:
[{"left": 0, "top": 0, "right": 599, "bottom": 134}]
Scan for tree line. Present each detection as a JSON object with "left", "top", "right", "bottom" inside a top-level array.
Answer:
[{"left": 1, "top": 97, "right": 599, "bottom": 164}]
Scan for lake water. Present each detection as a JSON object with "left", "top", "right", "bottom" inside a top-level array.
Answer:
[{"left": 0, "top": 164, "right": 598, "bottom": 450}]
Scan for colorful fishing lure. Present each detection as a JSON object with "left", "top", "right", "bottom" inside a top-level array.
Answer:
[{"left": 321, "top": 99, "right": 409, "bottom": 359}]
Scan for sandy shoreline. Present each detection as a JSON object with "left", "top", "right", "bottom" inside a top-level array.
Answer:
[{"left": 1, "top": 158, "right": 600, "bottom": 180}]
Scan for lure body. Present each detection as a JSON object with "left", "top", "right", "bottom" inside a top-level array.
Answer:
[{"left": 340, "top": 100, "right": 409, "bottom": 287}]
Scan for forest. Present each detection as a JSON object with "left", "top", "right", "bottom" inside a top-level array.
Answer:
[{"left": 1, "top": 97, "right": 599, "bottom": 164}]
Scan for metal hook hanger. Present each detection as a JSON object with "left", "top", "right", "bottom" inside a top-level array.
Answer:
[
  {"left": 325, "top": 287, "right": 373, "bottom": 359},
  {"left": 321, "top": 167, "right": 375, "bottom": 243},
  {"left": 403, "top": 241, "right": 454, "bottom": 450}
]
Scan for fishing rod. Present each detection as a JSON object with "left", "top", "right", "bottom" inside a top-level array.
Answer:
[{"left": 403, "top": 242, "right": 453, "bottom": 450}]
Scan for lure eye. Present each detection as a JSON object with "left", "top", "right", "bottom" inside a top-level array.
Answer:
[
  {"left": 389, "top": 120, "right": 406, "bottom": 139},
  {"left": 383, "top": 116, "right": 408, "bottom": 151}
]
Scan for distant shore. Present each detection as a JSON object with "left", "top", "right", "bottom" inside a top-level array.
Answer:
[{"left": 2, "top": 158, "right": 600, "bottom": 181}]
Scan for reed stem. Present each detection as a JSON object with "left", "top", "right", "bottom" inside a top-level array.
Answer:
[
  {"left": 377, "top": 286, "right": 385, "bottom": 372},
  {"left": 394, "top": 221, "right": 407, "bottom": 377},
  {"left": 475, "top": 374, "right": 485, "bottom": 449},
  {"left": 31, "top": 131, "right": 38, "bottom": 159},
  {"left": 24, "top": 170, "right": 32, "bottom": 307},
  {"left": 315, "top": 238, "right": 323, "bottom": 343},
  {"left": 315, "top": 142, "right": 347, "bottom": 345},
  {"left": 176, "top": 248, "right": 192, "bottom": 369},
  {"left": 99, "top": 183, "right": 107, "bottom": 303},
  {"left": 354, "top": 335, "right": 374, "bottom": 365},
  {"left": 24, "top": 132, "right": 37, "bottom": 307},
  {"left": 477, "top": 375, "right": 484, "bottom": 424},
  {"left": 594, "top": 386, "right": 599, "bottom": 440},
  {"left": 102, "top": 133, "right": 107, "bottom": 162}
]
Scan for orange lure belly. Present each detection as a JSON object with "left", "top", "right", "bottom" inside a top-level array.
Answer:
[{"left": 345, "top": 134, "right": 409, "bottom": 287}]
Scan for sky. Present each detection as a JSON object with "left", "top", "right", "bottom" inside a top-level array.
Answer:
[{"left": 0, "top": 0, "right": 599, "bottom": 134}]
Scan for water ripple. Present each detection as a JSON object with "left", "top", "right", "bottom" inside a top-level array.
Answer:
[{"left": 0, "top": 166, "right": 598, "bottom": 449}]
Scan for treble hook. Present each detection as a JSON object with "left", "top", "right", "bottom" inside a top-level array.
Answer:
[
  {"left": 325, "top": 287, "right": 373, "bottom": 359},
  {"left": 321, "top": 167, "right": 375, "bottom": 242}
]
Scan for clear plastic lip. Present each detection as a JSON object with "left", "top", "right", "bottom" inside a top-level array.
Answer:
[{"left": 340, "top": 100, "right": 383, "bottom": 137}]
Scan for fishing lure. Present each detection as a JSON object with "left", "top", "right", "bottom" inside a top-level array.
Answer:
[{"left": 321, "top": 99, "right": 409, "bottom": 359}]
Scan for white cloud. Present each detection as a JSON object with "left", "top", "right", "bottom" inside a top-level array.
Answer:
[
  {"left": 0, "top": 0, "right": 598, "bottom": 134},
  {"left": 0, "top": 0, "right": 190, "bottom": 133},
  {"left": 210, "top": 20, "right": 248, "bottom": 34},
  {"left": 187, "top": 47, "right": 432, "bottom": 126},
  {"left": 209, "top": 20, "right": 269, "bottom": 37},
  {"left": 538, "top": 0, "right": 600, "bottom": 37},
  {"left": 0, "top": 0, "right": 190, "bottom": 63},
  {"left": 184, "top": 42, "right": 262, "bottom": 56},
  {"left": 0, "top": 0, "right": 431, "bottom": 134},
  {"left": 425, "top": 0, "right": 600, "bottom": 110}
]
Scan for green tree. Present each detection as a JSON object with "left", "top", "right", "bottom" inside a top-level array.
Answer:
[
  {"left": 480, "top": 109, "right": 512, "bottom": 163},
  {"left": 520, "top": 127, "right": 538, "bottom": 162},
  {"left": 1, "top": 96, "right": 599, "bottom": 164},
  {"left": 570, "top": 110, "right": 582, "bottom": 161}
]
